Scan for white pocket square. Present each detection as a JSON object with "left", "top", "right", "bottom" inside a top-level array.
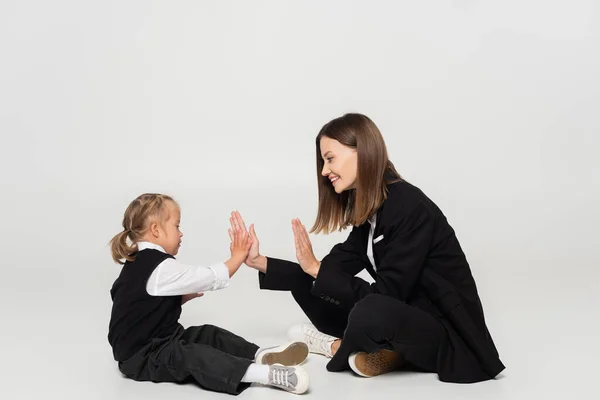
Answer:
[{"left": 373, "top": 235, "right": 384, "bottom": 244}]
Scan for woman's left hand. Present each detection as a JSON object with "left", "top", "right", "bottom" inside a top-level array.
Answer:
[{"left": 292, "top": 218, "right": 321, "bottom": 278}]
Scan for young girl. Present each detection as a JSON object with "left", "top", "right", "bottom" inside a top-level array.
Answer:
[{"left": 108, "top": 193, "right": 309, "bottom": 395}]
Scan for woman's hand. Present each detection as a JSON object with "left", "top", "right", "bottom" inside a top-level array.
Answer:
[
  {"left": 229, "top": 211, "right": 267, "bottom": 272},
  {"left": 292, "top": 218, "right": 321, "bottom": 278}
]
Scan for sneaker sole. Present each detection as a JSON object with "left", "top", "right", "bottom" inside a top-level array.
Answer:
[
  {"left": 349, "top": 350, "right": 403, "bottom": 377},
  {"left": 261, "top": 342, "right": 309, "bottom": 366}
]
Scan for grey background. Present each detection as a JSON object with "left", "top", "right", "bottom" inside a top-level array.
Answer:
[{"left": 1, "top": 1, "right": 598, "bottom": 399}]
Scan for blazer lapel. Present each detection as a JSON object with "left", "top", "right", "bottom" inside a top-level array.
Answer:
[
  {"left": 372, "top": 197, "right": 388, "bottom": 270},
  {"left": 355, "top": 222, "right": 377, "bottom": 279}
]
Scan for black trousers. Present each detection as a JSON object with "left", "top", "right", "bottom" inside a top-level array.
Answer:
[
  {"left": 118, "top": 324, "right": 260, "bottom": 395},
  {"left": 291, "top": 285, "right": 446, "bottom": 373}
]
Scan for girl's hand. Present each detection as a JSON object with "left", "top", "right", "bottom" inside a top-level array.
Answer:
[
  {"left": 229, "top": 211, "right": 266, "bottom": 271},
  {"left": 182, "top": 292, "right": 204, "bottom": 305},
  {"left": 228, "top": 227, "right": 252, "bottom": 262},
  {"left": 292, "top": 218, "right": 321, "bottom": 278}
]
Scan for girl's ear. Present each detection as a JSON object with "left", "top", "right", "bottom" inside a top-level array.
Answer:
[{"left": 149, "top": 222, "right": 160, "bottom": 238}]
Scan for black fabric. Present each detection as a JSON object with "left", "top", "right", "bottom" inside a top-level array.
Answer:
[
  {"left": 330, "top": 294, "right": 445, "bottom": 375},
  {"left": 289, "top": 279, "right": 443, "bottom": 371},
  {"left": 258, "top": 180, "right": 505, "bottom": 383},
  {"left": 118, "top": 324, "right": 259, "bottom": 395},
  {"left": 108, "top": 249, "right": 182, "bottom": 361}
]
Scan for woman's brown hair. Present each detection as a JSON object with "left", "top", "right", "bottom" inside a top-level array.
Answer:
[{"left": 311, "top": 113, "right": 401, "bottom": 234}]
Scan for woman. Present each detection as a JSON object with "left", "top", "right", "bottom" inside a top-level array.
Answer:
[{"left": 230, "top": 113, "right": 505, "bottom": 383}]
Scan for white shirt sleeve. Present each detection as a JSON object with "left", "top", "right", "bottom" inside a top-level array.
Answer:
[{"left": 146, "top": 258, "right": 230, "bottom": 296}]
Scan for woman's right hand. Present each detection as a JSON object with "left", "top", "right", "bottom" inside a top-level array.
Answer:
[{"left": 229, "top": 211, "right": 267, "bottom": 272}]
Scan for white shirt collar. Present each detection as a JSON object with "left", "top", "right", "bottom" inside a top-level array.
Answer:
[
  {"left": 137, "top": 241, "right": 166, "bottom": 254},
  {"left": 368, "top": 212, "right": 377, "bottom": 225}
]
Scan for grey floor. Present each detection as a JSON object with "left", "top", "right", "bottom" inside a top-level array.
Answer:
[{"left": 3, "top": 259, "right": 597, "bottom": 400}]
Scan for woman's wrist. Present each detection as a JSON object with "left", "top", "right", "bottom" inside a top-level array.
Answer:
[
  {"left": 248, "top": 255, "right": 268, "bottom": 273},
  {"left": 307, "top": 260, "right": 321, "bottom": 278}
]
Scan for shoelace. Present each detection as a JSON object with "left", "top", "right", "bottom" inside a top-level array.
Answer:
[
  {"left": 303, "top": 327, "right": 333, "bottom": 355},
  {"left": 271, "top": 367, "right": 291, "bottom": 387}
]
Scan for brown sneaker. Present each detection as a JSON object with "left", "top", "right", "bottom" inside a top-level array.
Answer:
[{"left": 348, "top": 349, "right": 403, "bottom": 377}]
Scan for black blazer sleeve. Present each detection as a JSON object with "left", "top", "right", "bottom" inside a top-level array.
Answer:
[
  {"left": 312, "top": 202, "right": 434, "bottom": 308},
  {"left": 258, "top": 224, "right": 368, "bottom": 292},
  {"left": 316, "top": 224, "right": 369, "bottom": 277},
  {"left": 258, "top": 257, "right": 313, "bottom": 291}
]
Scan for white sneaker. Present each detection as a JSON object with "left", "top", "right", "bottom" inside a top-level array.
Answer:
[
  {"left": 287, "top": 323, "right": 337, "bottom": 358},
  {"left": 266, "top": 364, "right": 310, "bottom": 394},
  {"left": 255, "top": 342, "right": 309, "bottom": 366}
]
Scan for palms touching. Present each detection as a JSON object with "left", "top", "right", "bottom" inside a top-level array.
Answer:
[
  {"left": 229, "top": 211, "right": 261, "bottom": 268},
  {"left": 229, "top": 211, "right": 320, "bottom": 277}
]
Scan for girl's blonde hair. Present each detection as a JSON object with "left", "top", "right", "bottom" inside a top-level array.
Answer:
[{"left": 109, "top": 193, "right": 177, "bottom": 264}]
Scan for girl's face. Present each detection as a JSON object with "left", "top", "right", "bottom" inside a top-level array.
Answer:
[
  {"left": 150, "top": 201, "right": 183, "bottom": 255},
  {"left": 320, "top": 136, "right": 358, "bottom": 194}
]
